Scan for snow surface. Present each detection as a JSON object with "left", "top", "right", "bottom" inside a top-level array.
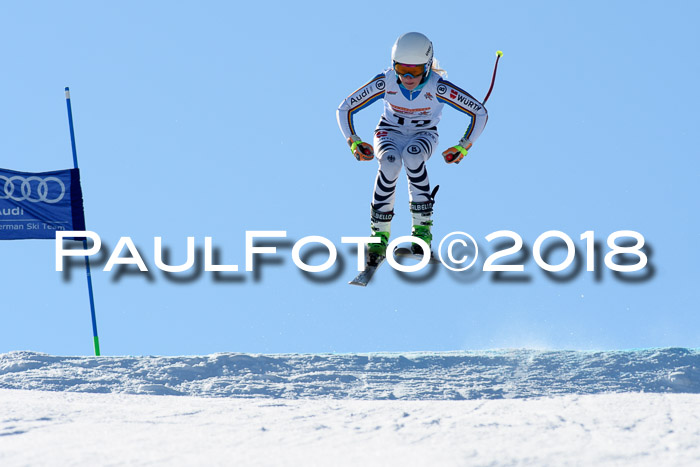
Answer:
[{"left": 1, "top": 349, "right": 699, "bottom": 466}]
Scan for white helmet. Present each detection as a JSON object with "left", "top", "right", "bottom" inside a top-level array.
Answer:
[{"left": 391, "top": 32, "right": 434, "bottom": 68}]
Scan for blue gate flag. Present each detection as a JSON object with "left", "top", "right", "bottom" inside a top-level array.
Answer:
[{"left": 0, "top": 167, "right": 86, "bottom": 240}]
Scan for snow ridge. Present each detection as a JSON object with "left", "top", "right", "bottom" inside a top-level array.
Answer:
[{"left": 1, "top": 348, "right": 698, "bottom": 400}]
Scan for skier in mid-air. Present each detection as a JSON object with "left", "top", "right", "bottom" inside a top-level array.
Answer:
[{"left": 337, "top": 32, "right": 489, "bottom": 268}]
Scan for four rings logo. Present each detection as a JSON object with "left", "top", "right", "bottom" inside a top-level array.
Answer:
[{"left": 0, "top": 176, "right": 66, "bottom": 204}]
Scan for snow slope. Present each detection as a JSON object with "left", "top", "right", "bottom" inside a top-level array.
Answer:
[
  {"left": 1, "top": 390, "right": 699, "bottom": 466},
  {"left": 1, "top": 349, "right": 699, "bottom": 466},
  {"left": 1, "top": 348, "right": 699, "bottom": 399}
]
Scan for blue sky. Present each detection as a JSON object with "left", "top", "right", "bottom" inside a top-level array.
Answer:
[{"left": 0, "top": 1, "right": 698, "bottom": 356}]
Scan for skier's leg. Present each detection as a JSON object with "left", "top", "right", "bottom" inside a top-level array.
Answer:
[
  {"left": 402, "top": 131, "right": 437, "bottom": 202},
  {"left": 369, "top": 131, "right": 403, "bottom": 257},
  {"left": 401, "top": 131, "right": 439, "bottom": 254}
]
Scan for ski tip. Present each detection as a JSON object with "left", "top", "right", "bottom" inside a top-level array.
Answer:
[{"left": 496, "top": 50, "right": 503, "bottom": 57}]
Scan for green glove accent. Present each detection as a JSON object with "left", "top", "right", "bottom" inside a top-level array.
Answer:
[
  {"left": 350, "top": 140, "right": 362, "bottom": 153},
  {"left": 454, "top": 145, "right": 468, "bottom": 156}
]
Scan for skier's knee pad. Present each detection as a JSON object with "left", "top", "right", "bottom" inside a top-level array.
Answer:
[
  {"left": 401, "top": 147, "right": 429, "bottom": 170},
  {"left": 377, "top": 152, "right": 402, "bottom": 180}
]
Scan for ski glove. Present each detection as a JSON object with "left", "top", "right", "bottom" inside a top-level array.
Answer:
[
  {"left": 442, "top": 138, "right": 473, "bottom": 164},
  {"left": 348, "top": 135, "right": 374, "bottom": 161}
]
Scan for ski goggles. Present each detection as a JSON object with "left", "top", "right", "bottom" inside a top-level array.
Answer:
[{"left": 393, "top": 62, "right": 428, "bottom": 78}]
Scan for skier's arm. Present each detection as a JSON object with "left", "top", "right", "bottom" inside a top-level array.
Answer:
[
  {"left": 436, "top": 79, "right": 488, "bottom": 164},
  {"left": 336, "top": 74, "right": 386, "bottom": 159}
]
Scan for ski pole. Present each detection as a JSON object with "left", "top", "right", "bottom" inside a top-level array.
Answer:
[
  {"left": 443, "top": 51, "right": 503, "bottom": 163},
  {"left": 482, "top": 50, "right": 503, "bottom": 105}
]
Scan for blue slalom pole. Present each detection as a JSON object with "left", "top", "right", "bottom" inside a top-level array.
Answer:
[{"left": 65, "top": 87, "right": 101, "bottom": 356}]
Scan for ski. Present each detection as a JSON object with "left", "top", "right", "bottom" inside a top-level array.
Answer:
[
  {"left": 394, "top": 247, "right": 441, "bottom": 264},
  {"left": 349, "top": 255, "right": 387, "bottom": 286}
]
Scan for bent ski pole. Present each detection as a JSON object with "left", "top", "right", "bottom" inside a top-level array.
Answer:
[
  {"left": 443, "top": 51, "right": 503, "bottom": 163},
  {"left": 482, "top": 50, "right": 503, "bottom": 105}
]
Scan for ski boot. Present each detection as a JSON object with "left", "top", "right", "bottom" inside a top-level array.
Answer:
[
  {"left": 368, "top": 231, "right": 390, "bottom": 266},
  {"left": 368, "top": 205, "right": 393, "bottom": 266},
  {"left": 410, "top": 200, "right": 434, "bottom": 256}
]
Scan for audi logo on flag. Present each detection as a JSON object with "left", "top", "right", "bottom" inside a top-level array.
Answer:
[{"left": 0, "top": 175, "right": 66, "bottom": 204}]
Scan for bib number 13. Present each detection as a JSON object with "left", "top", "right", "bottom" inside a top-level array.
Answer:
[{"left": 394, "top": 115, "right": 431, "bottom": 127}]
